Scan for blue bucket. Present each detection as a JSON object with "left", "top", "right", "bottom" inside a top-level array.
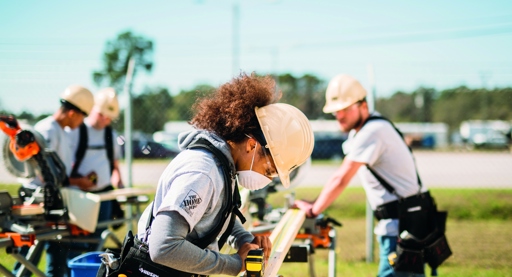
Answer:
[{"left": 68, "top": 251, "right": 104, "bottom": 277}]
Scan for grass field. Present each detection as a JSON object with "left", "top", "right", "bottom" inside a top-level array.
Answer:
[{"left": 0, "top": 184, "right": 511, "bottom": 276}]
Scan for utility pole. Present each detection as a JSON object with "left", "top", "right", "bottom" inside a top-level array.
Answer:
[{"left": 123, "top": 57, "right": 135, "bottom": 230}]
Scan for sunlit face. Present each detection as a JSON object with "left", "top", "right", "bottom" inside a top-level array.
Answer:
[
  {"left": 95, "top": 112, "right": 112, "bottom": 129},
  {"left": 332, "top": 101, "right": 364, "bottom": 132},
  {"left": 68, "top": 110, "right": 85, "bottom": 129},
  {"left": 244, "top": 136, "right": 278, "bottom": 180}
]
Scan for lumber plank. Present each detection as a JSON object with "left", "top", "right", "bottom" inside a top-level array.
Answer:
[{"left": 264, "top": 209, "right": 306, "bottom": 277}]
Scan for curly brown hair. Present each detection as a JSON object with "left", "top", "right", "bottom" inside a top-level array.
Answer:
[{"left": 191, "top": 72, "right": 280, "bottom": 143}]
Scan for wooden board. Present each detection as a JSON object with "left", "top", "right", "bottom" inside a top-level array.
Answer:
[
  {"left": 95, "top": 187, "right": 155, "bottom": 201},
  {"left": 264, "top": 209, "right": 306, "bottom": 277},
  {"left": 11, "top": 204, "right": 44, "bottom": 216}
]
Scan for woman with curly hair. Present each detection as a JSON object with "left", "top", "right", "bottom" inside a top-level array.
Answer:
[{"left": 137, "top": 73, "right": 314, "bottom": 276}]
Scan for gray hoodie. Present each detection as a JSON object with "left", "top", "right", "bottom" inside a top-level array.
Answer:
[{"left": 137, "top": 129, "right": 254, "bottom": 276}]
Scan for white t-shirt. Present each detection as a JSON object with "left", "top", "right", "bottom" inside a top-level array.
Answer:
[
  {"left": 343, "top": 113, "right": 428, "bottom": 236},
  {"left": 34, "top": 116, "right": 74, "bottom": 176},
  {"left": 67, "top": 123, "right": 121, "bottom": 191}
]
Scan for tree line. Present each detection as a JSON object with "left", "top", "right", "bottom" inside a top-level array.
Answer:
[{"left": 1, "top": 30, "right": 511, "bottom": 136}]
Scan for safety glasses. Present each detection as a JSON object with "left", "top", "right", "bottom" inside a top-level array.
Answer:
[
  {"left": 261, "top": 145, "right": 278, "bottom": 178},
  {"left": 245, "top": 134, "right": 278, "bottom": 178}
]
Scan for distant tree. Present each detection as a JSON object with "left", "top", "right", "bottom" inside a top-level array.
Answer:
[
  {"left": 376, "top": 91, "right": 414, "bottom": 122},
  {"left": 490, "top": 87, "right": 512, "bottom": 120},
  {"left": 433, "top": 86, "right": 512, "bottom": 131},
  {"left": 169, "top": 85, "right": 215, "bottom": 121},
  {"left": 277, "top": 73, "right": 326, "bottom": 119},
  {"left": 113, "top": 87, "right": 173, "bottom": 134},
  {"left": 17, "top": 111, "right": 36, "bottom": 123},
  {"left": 93, "top": 31, "right": 154, "bottom": 92},
  {"left": 411, "top": 87, "right": 437, "bottom": 122}
]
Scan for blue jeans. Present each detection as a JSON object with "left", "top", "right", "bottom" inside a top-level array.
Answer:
[
  {"left": 46, "top": 241, "right": 71, "bottom": 277},
  {"left": 378, "top": 235, "right": 397, "bottom": 277},
  {"left": 378, "top": 236, "right": 425, "bottom": 277}
]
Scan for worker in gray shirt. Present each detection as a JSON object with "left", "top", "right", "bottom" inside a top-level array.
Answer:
[{"left": 137, "top": 73, "right": 314, "bottom": 276}]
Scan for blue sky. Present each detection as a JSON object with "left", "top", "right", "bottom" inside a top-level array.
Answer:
[{"left": 1, "top": 0, "right": 511, "bottom": 115}]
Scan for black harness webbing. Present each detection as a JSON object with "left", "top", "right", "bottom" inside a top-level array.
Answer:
[
  {"left": 71, "top": 123, "right": 114, "bottom": 178},
  {"left": 145, "top": 138, "right": 245, "bottom": 250},
  {"left": 360, "top": 115, "right": 423, "bottom": 198}
]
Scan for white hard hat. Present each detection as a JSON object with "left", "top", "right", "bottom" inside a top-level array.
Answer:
[
  {"left": 95, "top": 87, "right": 120, "bottom": 120},
  {"left": 255, "top": 103, "right": 314, "bottom": 188},
  {"left": 323, "top": 74, "right": 367, "bottom": 114},
  {"left": 60, "top": 85, "right": 94, "bottom": 115}
]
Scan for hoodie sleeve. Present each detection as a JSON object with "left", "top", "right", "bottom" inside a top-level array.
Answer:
[
  {"left": 228, "top": 219, "right": 255, "bottom": 249},
  {"left": 148, "top": 210, "right": 243, "bottom": 276}
]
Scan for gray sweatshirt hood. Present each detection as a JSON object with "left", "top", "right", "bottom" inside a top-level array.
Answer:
[{"left": 178, "top": 129, "right": 236, "bottom": 170}]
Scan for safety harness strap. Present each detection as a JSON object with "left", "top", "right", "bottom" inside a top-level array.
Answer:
[
  {"left": 71, "top": 123, "right": 114, "bottom": 177},
  {"left": 361, "top": 115, "right": 423, "bottom": 198},
  {"left": 144, "top": 138, "right": 245, "bottom": 250}
]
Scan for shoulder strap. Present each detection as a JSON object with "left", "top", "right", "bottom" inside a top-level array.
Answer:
[
  {"left": 104, "top": 126, "right": 114, "bottom": 174},
  {"left": 364, "top": 115, "right": 405, "bottom": 139},
  {"left": 187, "top": 138, "right": 246, "bottom": 249},
  {"left": 141, "top": 138, "right": 245, "bottom": 249},
  {"left": 361, "top": 115, "right": 423, "bottom": 198},
  {"left": 71, "top": 123, "right": 88, "bottom": 177}
]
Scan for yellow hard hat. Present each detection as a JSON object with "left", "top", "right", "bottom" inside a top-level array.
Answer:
[
  {"left": 255, "top": 103, "right": 314, "bottom": 188},
  {"left": 60, "top": 85, "right": 94, "bottom": 115},
  {"left": 95, "top": 87, "right": 120, "bottom": 120},
  {"left": 323, "top": 74, "right": 367, "bottom": 114}
]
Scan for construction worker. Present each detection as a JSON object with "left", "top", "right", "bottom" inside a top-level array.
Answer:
[
  {"left": 35, "top": 85, "right": 94, "bottom": 177},
  {"left": 67, "top": 87, "right": 124, "bottom": 255},
  {"left": 68, "top": 87, "right": 123, "bottom": 192},
  {"left": 13, "top": 85, "right": 94, "bottom": 277},
  {"left": 136, "top": 73, "right": 314, "bottom": 276},
  {"left": 294, "top": 74, "right": 429, "bottom": 277}
]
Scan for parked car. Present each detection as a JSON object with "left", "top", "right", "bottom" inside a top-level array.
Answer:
[
  {"left": 117, "top": 136, "right": 179, "bottom": 159},
  {"left": 460, "top": 120, "right": 510, "bottom": 150}
]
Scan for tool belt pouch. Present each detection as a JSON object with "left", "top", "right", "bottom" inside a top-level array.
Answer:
[
  {"left": 423, "top": 211, "right": 452, "bottom": 269},
  {"left": 398, "top": 192, "right": 436, "bottom": 240},
  {"left": 390, "top": 196, "right": 452, "bottom": 273},
  {"left": 97, "top": 231, "right": 203, "bottom": 277},
  {"left": 389, "top": 192, "right": 434, "bottom": 274},
  {"left": 393, "top": 243, "right": 425, "bottom": 274}
]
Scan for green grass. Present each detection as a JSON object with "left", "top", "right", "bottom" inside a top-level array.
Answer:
[{"left": 1, "top": 184, "right": 511, "bottom": 276}]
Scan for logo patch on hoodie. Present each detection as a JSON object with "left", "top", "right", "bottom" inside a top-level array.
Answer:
[{"left": 180, "top": 189, "right": 202, "bottom": 216}]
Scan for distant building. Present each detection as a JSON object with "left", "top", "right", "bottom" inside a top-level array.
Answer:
[{"left": 395, "top": 122, "right": 449, "bottom": 149}]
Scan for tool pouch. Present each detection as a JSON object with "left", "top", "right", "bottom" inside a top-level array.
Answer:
[
  {"left": 423, "top": 211, "right": 452, "bottom": 269},
  {"left": 398, "top": 192, "right": 436, "bottom": 240},
  {"left": 97, "top": 231, "right": 206, "bottom": 277},
  {"left": 391, "top": 194, "right": 452, "bottom": 274},
  {"left": 392, "top": 243, "right": 425, "bottom": 274}
]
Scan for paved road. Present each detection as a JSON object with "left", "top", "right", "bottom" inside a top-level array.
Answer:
[{"left": 1, "top": 151, "right": 511, "bottom": 189}]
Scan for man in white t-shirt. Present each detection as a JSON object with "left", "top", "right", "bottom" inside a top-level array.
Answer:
[
  {"left": 295, "top": 74, "right": 428, "bottom": 277},
  {"left": 68, "top": 87, "right": 123, "bottom": 193},
  {"left": 13, "top": 85, "right": 94, "bottom": 277}
]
